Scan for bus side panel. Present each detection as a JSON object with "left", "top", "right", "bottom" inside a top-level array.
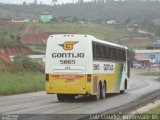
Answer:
[
  {"left": 91, "top": 62, "right": 127, "bottom": 94},
  {"left": 92, "top": 62, "right": 119, "bottom": 94},
  {"left": 114, "top": 63, "right": 123, "bottom": 91},
  {"left": 106, "top": 63, "right": 119, "bottom": 93}
]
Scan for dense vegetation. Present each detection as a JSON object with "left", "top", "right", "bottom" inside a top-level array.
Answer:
[
  {"left": 0, "top": 23, "right": 25, "bottom": 47},
  {"left": 13, "top": 55, "right": 44, "bottom": 72}
]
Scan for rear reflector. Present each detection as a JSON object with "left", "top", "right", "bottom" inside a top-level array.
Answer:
[
  {"left": 46, "top": 74, "right": 49, "bottom": 82},
  {"left": 87, "top": 74, "right": 91, "bottom": 83},
  {"left": 51, "top": 75, "right": 84, "bottom": 79}
]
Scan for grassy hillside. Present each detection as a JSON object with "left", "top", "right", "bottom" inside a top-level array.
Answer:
[
  {"left": 0, "top": 22, "right": 142, "bottom": 53},
  {"left": 34, "top": 22, "right": 141, "bottom": 42},
  {"left": 0, "top": 72, "right": 44, "bottom": 95},
  {"left": 0, "top": 22, "right": 141, "bottom": 44},
  {"left": 27, "top": 22, "right": 142, "bottom": 53},
  {"left": 0, "top": 56, "right": 44, "bottom": 95},
  {"left": 0, "top": 21, "right": 148, "bottom": 55}
]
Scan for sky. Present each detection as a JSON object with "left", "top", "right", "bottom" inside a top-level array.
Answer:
[{"left": 0, "top": 0, "right": 91, "bottom": 5}]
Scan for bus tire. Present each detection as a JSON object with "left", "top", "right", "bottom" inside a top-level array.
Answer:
[
  {"left": 66, "top": 94, "right": 75, "bottom": 100},
  {"left": 102, "top": 83, "right": 106, "bottom": 99},
  {"left": 92, "top": 83, "right": 101, "bottom": 100},
  {"left": 125, "top": 79, "right": 127, "bottom": 89},
  {"left": 57, "top": 94, "right": 65, "bottom": 102},
  {"left": 120, "top": 80, "right": 127, "bottom": 94},
  {"left": 120, "top": 90, "right": 124, "bottom": 94}
]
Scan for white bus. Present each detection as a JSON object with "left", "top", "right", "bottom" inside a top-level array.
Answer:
[{"left": 45, "top": 34, "right": 130, "bottom": 101}]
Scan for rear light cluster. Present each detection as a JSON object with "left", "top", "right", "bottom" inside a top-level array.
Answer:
[
  {"left": 87, "top": 74, "right": 91, "bottom": 83},
  {"left": 46, "top": 74, "right": 49, "bottom": 82},
  {"left": 51, "top": 75, "right": 83, "bottom": 79}
]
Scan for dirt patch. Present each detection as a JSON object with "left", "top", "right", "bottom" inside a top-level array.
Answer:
[
  {"left": 21, "top": 24, "right": 32, "bottom": 36},
  {"left": 0, "top": 51, "right": 10, "bottom": 62},
  {"left": 20, "top": 32, "right": 54, "bottom": 44},
  {"left": 0, "top": 52, "right": 15, "bottom": 72}
]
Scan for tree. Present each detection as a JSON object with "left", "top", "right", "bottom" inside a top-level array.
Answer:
[
  {"left": 13, "top": 55, "right": 43, "bottom": 72},
  {"left": 51, "top": 0, "right": 58, "bottom": 5},
  {"left": 125, "top": 18, "right": 131, "bottom": 25},
  {"left": 39, "top": 1, "right": 43, "bottom": 5},
  {"left": 78, "top": 0, "right": 83, "bottom": 3},
  {"left": 34, "top": 0, "right": 37, "bottom": 4},
  {"left": 23, "top": 1, "right": 27, "bottom": 6}
]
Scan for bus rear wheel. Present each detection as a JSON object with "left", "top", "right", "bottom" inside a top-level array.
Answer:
[
  {"left": 65, "top": 94, "right": 75, "bottom": 101},
  {"left": 92, "top": 83, "right": 101, "bottom": 100},
  {"left": 57, "top": 94, "right": 65, "bottom": 102},
  {"left": 102, "top": 83, "right": 106, "bottom": 99},
  {"left": 57, "top": 94, "right": 75, "bottom": 102},
  {"left": 120, "top": 80, "right": 127, "bottom": 94}
]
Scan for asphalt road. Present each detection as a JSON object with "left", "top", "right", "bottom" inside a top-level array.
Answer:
[{"left": 0, "top": 68, "right": 160, "bottom": 119}]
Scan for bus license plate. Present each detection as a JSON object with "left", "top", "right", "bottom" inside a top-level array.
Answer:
[{"left": 65, "top": 79, "right": 74, "bottom": 83}]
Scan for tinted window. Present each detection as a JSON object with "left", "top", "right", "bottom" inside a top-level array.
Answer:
[{"left": 92, "top": 42, "right": 126, "bottom": 62}]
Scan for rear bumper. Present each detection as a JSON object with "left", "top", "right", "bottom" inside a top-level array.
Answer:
[{"left": 45, "top": 82, "right": 91, "bottom": 94}]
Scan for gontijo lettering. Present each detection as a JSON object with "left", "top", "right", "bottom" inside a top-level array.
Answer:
[{"left": 52, "top": 53, "right": 84, "bottom": 58}]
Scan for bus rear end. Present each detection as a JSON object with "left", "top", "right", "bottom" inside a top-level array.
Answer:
[{"left": 45, "top": 34, "right": 92, "bottom": 101}]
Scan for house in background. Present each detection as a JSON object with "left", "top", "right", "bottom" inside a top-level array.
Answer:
[
  {"left": 28, "top": 55, "right": 45, "bottom": 62},
  {"left": 10, "top": 55, "right": 45, "bottom": 62},
  {"left": 134, "top": 50, "right": 160, "bottom": 66},
  {"left": 40, "top": 12, "right": 53, "bottom": 23}
]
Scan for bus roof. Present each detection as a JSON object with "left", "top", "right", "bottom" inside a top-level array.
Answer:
[
  {"left": 92, "top": 37, "right": 128, "bottom": 50},
  {"left": 48, "top": 34, "right": 128, "bottom": 50}
]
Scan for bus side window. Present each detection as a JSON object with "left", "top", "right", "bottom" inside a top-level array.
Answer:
[
  {"left": 118, "top": 49, "right": 123, "bottom": 61},
  {"left": 111, "top": 47, "right": 114, "bottom": 60},
  {"left": 93, "top": 44, "right": 96, "bottom": 59},
  {"left": 96, "top": 44, "right": 100, "bottom": 59},
  {"left": 100, "top": 45, "right": 103, "bottom": 59},
  {"left": 108, "top": 47, "right": 111, "bottom": 60},
  {"left": 106, "top": 47, "right": 108, "bottom": 60},
  {"left": 102, "top": 46, "right": 106, "bottom": 59},
  {"left": 96, "top": 44, "right": 102, "bottom": 59},
  {"left": 112, "top": 48, "right": 115, "bottom": 60},
  {"left": 117, "top": 49, "right": 120, "bottom": 61},
  {"left": 115, "top": 48, "right": 117, "bottom": 60}
]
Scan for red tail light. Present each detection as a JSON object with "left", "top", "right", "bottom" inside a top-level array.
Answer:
[
  {"left": 87, "top": 74, "right": 91, "bottom": 83},
  {"left": 46, "top": 74, "right": 49, "bottom": 82},
  {"left": 51, "top": 75, "right": 83, "bottom": 79}
]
